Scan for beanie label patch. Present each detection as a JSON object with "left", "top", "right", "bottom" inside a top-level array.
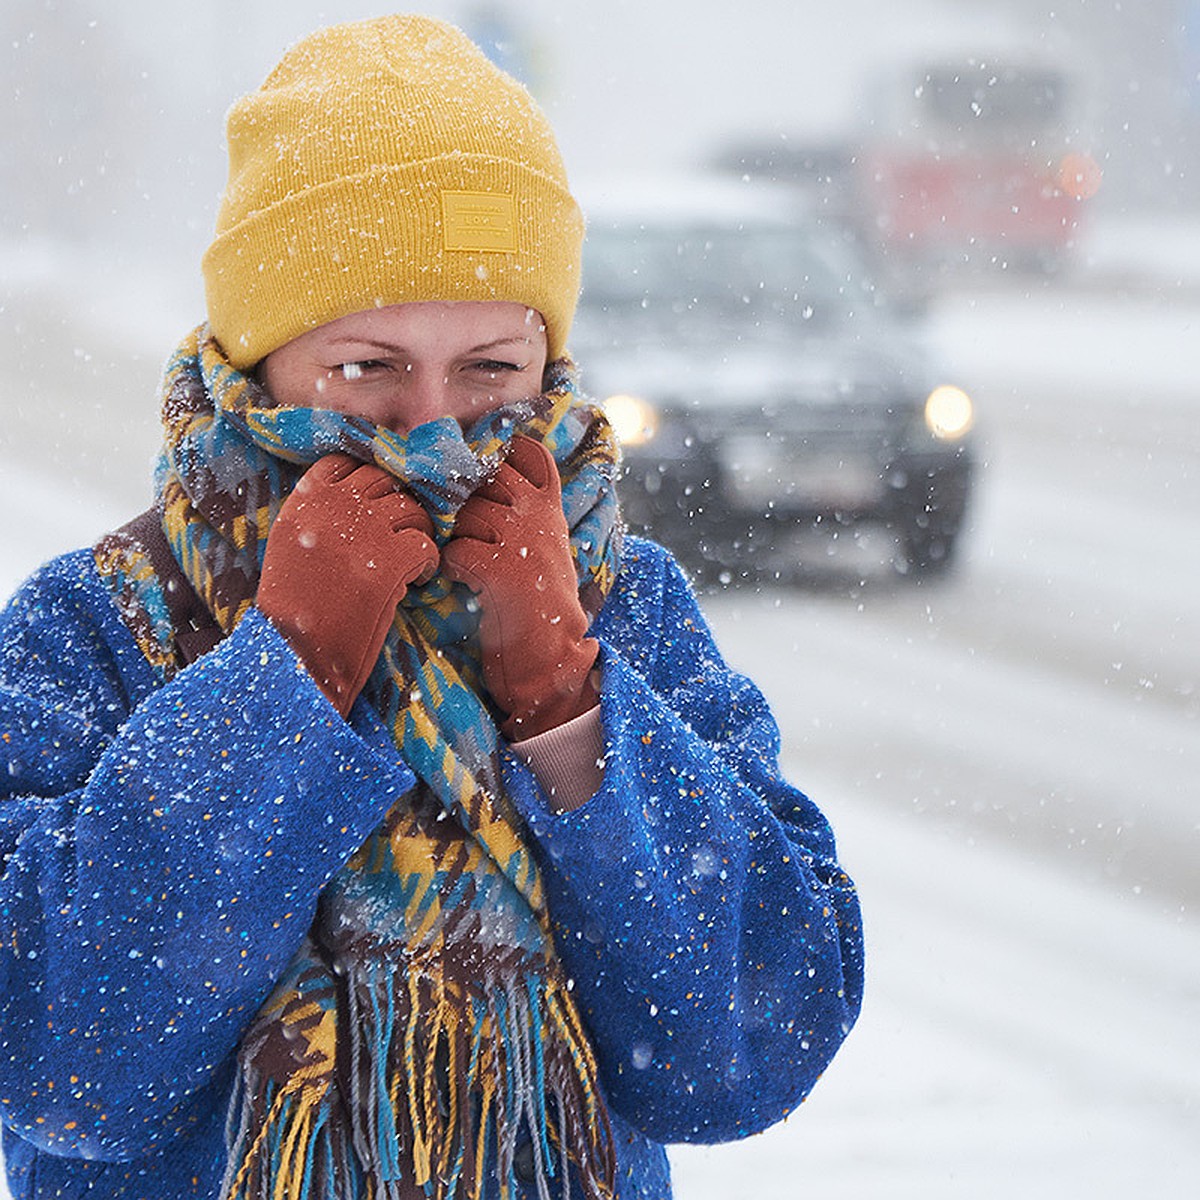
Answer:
[{"left": 441, "top": 191, "right": 518, "bottom": 253}]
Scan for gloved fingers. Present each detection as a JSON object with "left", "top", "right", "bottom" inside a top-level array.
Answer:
[
  {"left": 468, "top": 464, "right": 522, "bottom": 508},
  {"left": 317, "top": 465, "right": 434, "bottom": 538},
  {"left": 344, "top": 465, "right": 432, "bottom": 530},
  {"left": 300, "top": 452, "right": 361, "bottom": 490},
  {"left": 393, "top": 529, "right": 441, "bottom": 587},
  {"left": 389, "top": 509, "right": 436, "bottom": 537},
  {"left": 356, "top": 465, "right": 406, "bottom": 500},
  {"left": 299, "top": 458, "right": 415, "bottom": 512},
  {"left": 505, "top": 436, "right": 556, "bottom": 490},
  {"left": 450, "top": 497, "right": 510, "bottom": 544},
  {"left": 439, "top": 537, "right": 494, "bottom": 595},
  {"left": 381, "top": 489, "right": 436, "bottom": 537}
]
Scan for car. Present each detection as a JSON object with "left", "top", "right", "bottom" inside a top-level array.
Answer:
[{"left": 569, "top": 178, "right": 976, "bottom": 582}]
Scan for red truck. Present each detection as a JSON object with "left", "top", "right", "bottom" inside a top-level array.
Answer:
[{"left": 856, "top": 57, "right": 1100, "bottom": 295}]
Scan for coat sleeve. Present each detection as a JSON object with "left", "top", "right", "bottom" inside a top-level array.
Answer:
[
  {"left": 505, "top": 539, "right": 864, "bottom": 1145},
  {"left": 0, "top": 552, "right": 417, "bottom": 1162}
]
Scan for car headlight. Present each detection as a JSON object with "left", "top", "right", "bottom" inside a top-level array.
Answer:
[
  {"left": 924, "top": 385, "right": 974, "bottom": 440},
  {"left": 603, "top": 393, "right": 660, "bottom": 447}
]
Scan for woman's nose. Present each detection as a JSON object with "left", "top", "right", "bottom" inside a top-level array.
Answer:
[{"left": 383, "top": 372, "right": 452, "bottom": 434}]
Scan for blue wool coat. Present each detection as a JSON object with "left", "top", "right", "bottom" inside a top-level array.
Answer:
[{"left": 0, "top": 534, "right": 862, "bottom": 1199}]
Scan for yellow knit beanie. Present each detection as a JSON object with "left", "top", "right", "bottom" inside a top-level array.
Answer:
[{"left": 202, "top": 15, "right": 583, "bottom": 370}]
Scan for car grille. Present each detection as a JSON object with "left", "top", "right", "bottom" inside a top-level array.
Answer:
[{"left": 688, "top": 397, "right": 905, "bottom": 452}]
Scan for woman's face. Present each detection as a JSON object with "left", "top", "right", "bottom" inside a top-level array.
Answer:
[{"left": 258, "top": 301, "right": 549, "bottom": 434}]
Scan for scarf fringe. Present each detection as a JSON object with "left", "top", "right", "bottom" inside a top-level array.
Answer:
[{"left": 223, "top": 957, "right": 614, "bottom": 1200}]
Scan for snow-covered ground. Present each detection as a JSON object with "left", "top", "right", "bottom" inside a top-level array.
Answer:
[
  {"left": 669, "top": 774, "right": 1200, "bottom": 1197},
  {"left": 666, "top": 221, "right": 1200, "bottom": 1195},
  {"left": 1, "top": 214, "right": 1198, "bottom": 1195}
]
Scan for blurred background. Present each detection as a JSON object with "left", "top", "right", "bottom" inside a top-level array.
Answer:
[{"left": 1, "top": 1, "right": 1198, "bottom": 1196}]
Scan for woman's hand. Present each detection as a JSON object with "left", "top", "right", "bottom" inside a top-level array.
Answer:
[
  {"left": 257, "top": 453, "right": 438, "bottom": 716},
  {"left": 442, "top": 436, "right": 599, "bottom": 740}
]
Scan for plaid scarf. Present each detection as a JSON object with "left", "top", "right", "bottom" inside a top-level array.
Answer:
[{"left": 95, "top": 326, "right": 621, "bottom": 1200}]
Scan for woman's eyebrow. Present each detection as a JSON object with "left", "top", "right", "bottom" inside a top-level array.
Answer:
[
  {"left": 466, "top": 336, "right": 535, "bottom": 355},
  {"left": 323, "top": 336, "right": 407, "bottom": 354}
]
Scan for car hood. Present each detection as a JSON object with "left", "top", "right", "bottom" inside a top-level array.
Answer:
[{"left": 572, "top": 326, "right": 931, "bottom": 413}]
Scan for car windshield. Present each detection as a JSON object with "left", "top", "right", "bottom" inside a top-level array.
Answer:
[{"left": 578, "top": 223, "right": 868, "bottom": 345}]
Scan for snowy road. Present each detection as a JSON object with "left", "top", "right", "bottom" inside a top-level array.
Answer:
[
  {"left": 1, "top": 265, "right": 1198, "bottom": 1195},
  {"left": 670, "top": 279, "right": 1200, "bottom": 1196}
]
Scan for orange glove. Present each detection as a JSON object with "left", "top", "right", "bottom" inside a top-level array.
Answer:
[
  {"left": 442, "top": 436, "right": 599, "bottom": 741},
  {"left": 256, "top": 453, "right": 438, "bottom": 716}
]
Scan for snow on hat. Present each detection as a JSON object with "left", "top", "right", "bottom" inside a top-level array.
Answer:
[{"left": 202, "top": 14, "right": 583, "bottom": 370}]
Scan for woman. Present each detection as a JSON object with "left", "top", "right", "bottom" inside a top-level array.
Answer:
[{"left": 0, "top": 15, "right": 862, "bottom": 1200}]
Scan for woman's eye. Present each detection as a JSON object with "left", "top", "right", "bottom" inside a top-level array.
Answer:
[
  {"left": 473, "top": 360, "right": 522, "bottom": 375},
  {"left": 338, "top": 360, "right": 384, "bottom": 381}
]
